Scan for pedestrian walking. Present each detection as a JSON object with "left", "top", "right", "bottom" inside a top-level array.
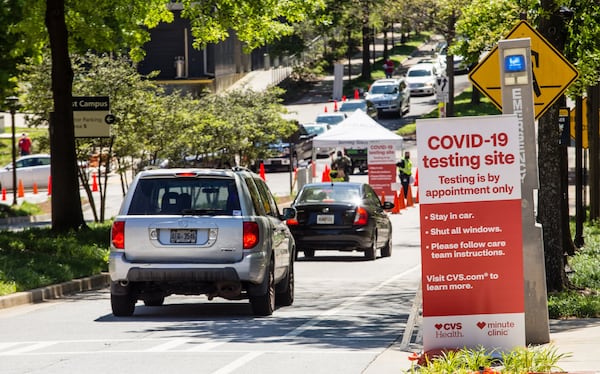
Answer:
[{"left": 383, "top": 59, "right": 395, "bottom": 78}]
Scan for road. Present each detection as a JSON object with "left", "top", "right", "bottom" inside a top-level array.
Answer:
[
  {"left": 0, "top": 206, "right": 422, "bottom": 374},
  {"left": 0, "top": 73, "right": 463, "bottom": 373}
]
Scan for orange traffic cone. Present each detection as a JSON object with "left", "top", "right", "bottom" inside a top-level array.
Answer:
[
  {"left": 322, "top": 169, "right": 331, "bottom": 182},
  {"left": 415, "top": 188, "right": 419, "bottom": 204},
  {"left": 47, "top": 176, "right": 52, "bottom": 196},
  {"left": 392, "top": 191, "right": 401, "bottom": 214},
  {"left": 92, "top": 173, "right": 99, "bottom": 192},
  {"left": 1, "top": 188, "right": 5, "bottom": 201},
  {"left": 259, "top": 162, "right": 266, "bottom": 181},
  {"left": 334, "top": 100, "right": 338, "bottom": 111},
  {"left": 324, "top": 105, "right": 328, "bottom": 112},
  {"left": 380, "top": 191, "right": 386, "bottom": 205},
  {"left": 33, "top": 182, "right": 38, "bottom": 194},
  {"left": 342, "top": 95, "right": 347, "bottom": 101},
  {"left": 407, "top": 186, "right": 414, "bottom": 207},
  {"left": 354, "top": 88, "right": 360, "bottom": 99},
  {"left": 398, "top": 188, "right": 407, "bottom": 210},
  {"left": 413, "top": 168, "right": 419, "bottom": 187},
  {"left": 17, "top": 179, "right": 24, "bottom": 198}
]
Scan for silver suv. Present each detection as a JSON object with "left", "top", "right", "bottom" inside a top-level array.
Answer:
[
  {"left": 109, "top": 167, "right": 296, "bottom": 317},
  {"left": 364, "top": 78, "right": 410, "bottom": 118}
]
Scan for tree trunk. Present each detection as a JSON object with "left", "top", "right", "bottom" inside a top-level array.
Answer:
[
  {"left": 361, "top": 25, "right": 371, "bottom": 80},
  {"left": 537, "top": 2, "right": 569, "bottom": 291},
  {"left": 360, "top": 1, "right": 371, "bottom": 80},
  {"left": 45, "top": 0, "right": 86, "bottom": 231}
]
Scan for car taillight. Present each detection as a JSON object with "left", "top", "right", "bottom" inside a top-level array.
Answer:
[
  {"left": 286, "top": 218, "right": 299, "bottom": 226},
  {"left": 354, "top": 207, "right": 368, "bottom": 226},
  {"left": 111, "top": 221, "right": 125, "bottom": 249},
  {"left": 243, "top": 221, "right": 260, "bottom": 249}
]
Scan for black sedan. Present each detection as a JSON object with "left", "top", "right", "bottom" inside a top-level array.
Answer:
[{"left": 286, "top": 182, "right": 394, "bottom": 260}]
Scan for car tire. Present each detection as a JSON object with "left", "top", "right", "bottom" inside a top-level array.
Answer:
[
  {"left": 364, "top": 235, "right": 377, "bottom": 260},
  {"left": 250, "top": 258, "right": 275, "bottom": 316},
  {"left": 275, "top": 256, "right": 294, "bottom": 307},
  {"left": 111, "top": 293, "right": 136, "bottom": 317},
  {"left": 143, "top": 296, "right": 165, "bottom": 307},
  {"left": 303, "top": 249, "right": 315, "bottom": 258},
  {"left": 381, "top": 237, "right": 392, "bottom": 258}
]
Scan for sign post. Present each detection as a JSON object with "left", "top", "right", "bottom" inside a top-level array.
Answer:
[
  {"left": 469, "top": 20, "right": 579, "bottom": 119},
  {"left": 72, "top": 96, "right": 112, "bottom": 138},
  {"left": 498, "top": 38, "right": 549, "bottom": 344}
]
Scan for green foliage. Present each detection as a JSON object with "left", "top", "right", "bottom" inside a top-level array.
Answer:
[
  {"left": 18, "top": 53, "right": 294, "bottom": 173},
  {"left": 0, "top": 223, "right": 110, "bottom": 295},
  {"left": 413, "top": 345, "right": 570, "bottom": 374},
  {"left": 500, "top": 345, "right": 570, "bottom": 373},
  {"left": 0, "top": 202, "right": 42, "bottom": 218}
]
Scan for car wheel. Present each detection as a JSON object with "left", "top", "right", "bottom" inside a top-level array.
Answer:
[
  {"left": 143, "top": 296, "right": 165, "bottom": 307},
  {"left": 111, "top": 293, "right": 136, "bottom": 317},
  {"left": 381, "top": 237, "right": 392, "bottom": 258},
  {"left": 275, "top": 256, "right": 294, "bottom": 307},
  {"left": 303, "top": 249, "right": 315, "bottom": 258},
  {"left": 364, "top": 234, "right": 376, "bottom": 260},
  {"left": 250, "top": 258, "right": 275, "bottom": 316}
]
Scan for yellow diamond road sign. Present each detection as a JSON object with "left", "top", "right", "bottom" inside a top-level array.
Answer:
[{"left": 469, "top": 20, "right": 579, "bottom": 119}]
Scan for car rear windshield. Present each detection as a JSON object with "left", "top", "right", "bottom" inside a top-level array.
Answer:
[
  {"left": 127, "top": 177, "right": 241, "bottom": 215},
  {"left": 297, "top": 185, "right": 361, "bottom": 204},
  {"left": 369, "top": 85, "right": 397, "bottom": 94},
  {"left": 408, "top": 69, "right": 432, "bottom": 77}
]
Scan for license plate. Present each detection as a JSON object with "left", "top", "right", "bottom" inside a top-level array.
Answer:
[
  {"left": 317, "top": 214, "right": 334, "bottom": 224},
  {"left": 170, "top": 229, "right": 197, "bottom": 243}
]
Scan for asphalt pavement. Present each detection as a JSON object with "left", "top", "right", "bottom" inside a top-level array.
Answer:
[{"left": 1, "top": 35, "right": 600, "bottom": 373}]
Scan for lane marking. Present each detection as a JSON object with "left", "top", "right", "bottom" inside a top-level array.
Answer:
[
  {"left": 211, "top": 351, "right": 263, "bottom": 374},
  {"left": 0, "top": 341, "right": 56, "bottom": 355},
  {"left": 284, "top": 265, "right": 420, "bottom": 338},
  {"left": 145, "top": 338, "right": 191, "bottom": 352}
]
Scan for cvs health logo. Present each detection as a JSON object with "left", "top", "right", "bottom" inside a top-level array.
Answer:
[{"left": 434, "top": 322, "right": 462, "bottom": 330}]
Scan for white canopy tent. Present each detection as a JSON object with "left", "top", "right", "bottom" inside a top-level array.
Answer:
[{"left": 312, "top": 109, "right": 404, "bottom": 150}]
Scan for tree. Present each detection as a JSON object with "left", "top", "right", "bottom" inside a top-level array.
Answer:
[{"left": 10, "top": 0, "right": 323, "bottom": 232}]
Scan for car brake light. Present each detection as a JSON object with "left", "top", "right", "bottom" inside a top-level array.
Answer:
[
  {"left": 176, "top": 172, "right": 197, "bottom": 177},
  {"left": 286, "top": 218, "right": 299, "bottom": 226},
  {"left": 243, "top": 221, "right": 260, "bottom": 249},
  {"left": 354, "top": 207, "right": 368, "bottom": 226},
  {"left": 112, "top": 221, "right": 125, "bottom": 249}
]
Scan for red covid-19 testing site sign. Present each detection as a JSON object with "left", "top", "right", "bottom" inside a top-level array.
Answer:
[{"left": 416, "top": 114, "right": 525, "bottom": 353}]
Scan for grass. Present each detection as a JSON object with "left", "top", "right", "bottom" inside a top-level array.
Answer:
[
  {"left": 0, "top": 126, "right": 49, "bottom": 166},
  {"left": 0, "top": 223, "right": 111, "bottom": 295}
]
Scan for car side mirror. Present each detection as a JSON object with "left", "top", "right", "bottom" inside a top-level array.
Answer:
[
  {"left": 382, "top": 201, "right": 394, "bottom": 210},
  {"left": 282, "top": 207, "right": 296, "bottom": 220}
]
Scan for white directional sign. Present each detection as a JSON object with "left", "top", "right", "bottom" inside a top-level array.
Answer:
[
  {"left": 73, "top": 96, "right": 112, "bottom": 138},
  {"left": 436, "top": 76, "right": 449, "bottom": 103}
]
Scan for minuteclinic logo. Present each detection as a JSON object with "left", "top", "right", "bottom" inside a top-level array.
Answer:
[
  {"left": 434, "top": 322, "right": 464, "bottom": 338},
  {"left": 476, "top": 320, "right": 515, "bottom": 336}
]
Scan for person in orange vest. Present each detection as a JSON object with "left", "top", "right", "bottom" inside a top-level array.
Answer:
[{"left": 396, "top": 151, "right": 412, "bottom": 198}]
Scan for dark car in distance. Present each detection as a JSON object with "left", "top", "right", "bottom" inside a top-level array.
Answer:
[{"left": 286, "top": 182, "right": 394, "bottom": 260}]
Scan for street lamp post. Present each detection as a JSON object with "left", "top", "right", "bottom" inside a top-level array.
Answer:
[{"left": 5, "top": 96, "right": 19, "bottom": 205}]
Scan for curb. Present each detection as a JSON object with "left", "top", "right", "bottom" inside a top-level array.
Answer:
[{"left": 0, "top": 273, "right": 110, "bottom": 310}]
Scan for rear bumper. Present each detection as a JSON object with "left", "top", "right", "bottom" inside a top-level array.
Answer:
[
  {"left": 108, "top": 250, "right": 268, "bottom": 284},
  {"left": 291, "top": 227, "right": 372, "bottom": 251}
]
